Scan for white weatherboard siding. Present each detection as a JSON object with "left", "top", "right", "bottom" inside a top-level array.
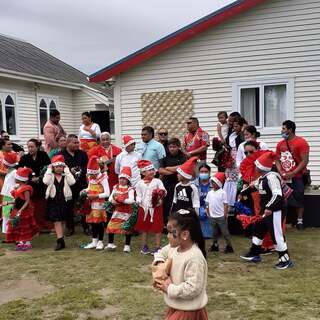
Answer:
[{"left": 115, "top": 0, "right": 320, "bottom": 183}]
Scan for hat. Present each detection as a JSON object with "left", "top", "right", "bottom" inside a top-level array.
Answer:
[
  {"left": 122, "top": 135, "right": 135, "bottom": 148},
  {"left": 137, "top": 159, "right": 155, "bottom": 172},
  {"left": 16, "top": 167, "right": 33, "bottom": 182},
  {"left": 3, "top": 152, "right": 18, "bottom": 167},
  {"left": 87, "top": 156, "right": 100, "bottom": 175},
  {"left": 254, "top": 151, "right": 276, "bottom": 172},
  {"left": 176, "top": 157, "right": 198, "bottom": 180},
  {"left": 211, "top": 172, "right": 225, "bottom": 188},
  {"left": 119, "top": 166, "right": 132, "bottom": 181},
  {"left": 51, "top": 155, "right": 66, "bottom": 167}
]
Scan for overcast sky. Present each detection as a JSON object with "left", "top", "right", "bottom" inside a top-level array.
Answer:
[{"left": 0, "top": 0, "right": 235, "bottom": 75}]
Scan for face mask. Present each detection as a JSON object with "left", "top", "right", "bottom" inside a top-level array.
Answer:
[
  {"left": 199, "top": 173, "right": 210, "bottom": 180},
  {"left": 281, "top": 133, "right": 289, "bottom": 140}
]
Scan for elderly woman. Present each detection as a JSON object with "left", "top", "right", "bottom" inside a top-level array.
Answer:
[
  {"left": 88, "top": 132, "right": 121, "bottom": 189},
  {"left": 79, "top": 112, "right": 101, "bottom": 153}
]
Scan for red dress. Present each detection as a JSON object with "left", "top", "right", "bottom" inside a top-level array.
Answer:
[{"left": 6, "top": 185, "right": 39, "bottom": 242}]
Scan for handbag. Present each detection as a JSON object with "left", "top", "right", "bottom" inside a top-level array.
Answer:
[{"left": 285, "top": 140, "right": 311, "bottom": 186}]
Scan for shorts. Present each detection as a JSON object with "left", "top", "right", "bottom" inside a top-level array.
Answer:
[{"left": 287, "top": 177, "right": 304, "bottom": 208}]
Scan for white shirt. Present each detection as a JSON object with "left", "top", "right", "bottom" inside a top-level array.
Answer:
[
  {"left": 115, "top": 150, "right": 142, "bottom": 187},
  {"left": 79, "top": 123, "right": 101, "bottom": 140},
  {"left": 236, "top": 140, "right": 269, "bottom": 168},
  {"left": 1, "top": 169, "right": 16, "bottom": 197},
  {"left": 205, "top": 188, "right": 228, "bottom": 218}
]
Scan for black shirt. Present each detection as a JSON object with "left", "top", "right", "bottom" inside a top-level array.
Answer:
[
  {"left": 159, "top": 151, "right": 186, "bottom": 188},
  {"left": 12, "top": 142, "right": 24, "bottom": 153}
]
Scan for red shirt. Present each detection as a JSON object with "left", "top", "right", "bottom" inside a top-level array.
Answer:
[
  {"left": 276, "top": 136, "right": 309, "bottom": 178},
  {"left": 184, "top": 127, "right": 210, "bottom": 161}
]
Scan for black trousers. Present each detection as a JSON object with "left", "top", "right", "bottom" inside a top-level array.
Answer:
[
  {"left": 108, "top": 233, "right": 132, "bottom": 245},
  {"left": 91, "top": 223, "right": 105, "bottom": 241}
]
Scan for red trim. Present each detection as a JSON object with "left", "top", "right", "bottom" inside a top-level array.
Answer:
[{"left": 89, "top": 0, "right": 266, "bottom": 83}]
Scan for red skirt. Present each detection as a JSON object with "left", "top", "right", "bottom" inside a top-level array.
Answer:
[
  {"left": 6, "top": 206, "right": 39, "bottom": 242},
  {"left": 134, "top": 206, "right": 163, "bottom": 233},
  {"left": 165, "top": 307, "right": 208, "bottom": 320}
]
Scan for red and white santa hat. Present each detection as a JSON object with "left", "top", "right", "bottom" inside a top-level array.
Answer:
[
  {"left": 177, "top": 156, "right": 198, "bottom": 180},
  {"left": 87, "top": 156, "right": 100, "bottom": 175},
  {"left": 254, "top": 151, "right": 276, "bottom": 172},
  {"left": 138, "top": 159, "right": 155, "bottom": 172},
  {"left": 211, "top": 172, "right": 225, "bottom": 188},
  {"left": 51, "top": 155, "right": 66, "bottom": 167},
  {"left": 16, "top": 167, "right": 33, "bottom": 182},
  {"left": 122, "top": 135, "right": 135, "bottom": 148},
  {"left": 3, "top": 152, "right": 18, "bottom": 167},
  {"left": 119, "top": 166, "right": 132, "bottom": 181}
]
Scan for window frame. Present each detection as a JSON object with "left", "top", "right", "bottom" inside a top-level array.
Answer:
[
  {"left": 37, "top": 95, "right": 59, "bottom": 137},
  {"left": 232, "top": 78, "right": 294, "bottom": 135},
  {"left": 0, "top": 90, "right": 19, "bottom": 140}
]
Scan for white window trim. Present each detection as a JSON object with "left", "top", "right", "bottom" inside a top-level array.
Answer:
[
  {"left": 37, "top": 94, "right": 60, "bottom": 138},
  {"left": 232, "top": 78, "right": 294, "bottom": 135},
  {"left": 0, "top": 89, "right": 19, "bottom": 140}
]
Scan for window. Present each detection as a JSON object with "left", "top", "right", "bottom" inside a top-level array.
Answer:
[
  {"left": 38, "top": 96, "right": 58, "bottom": 135},
  {"left": 94, "top": 104, "right": 115, "bottom": 136},
  {"left": 233, "top": 79, "right": 294, "bottom": 132},
  {"left": 109, "top": 111, "right": 115, "bottom": 135},
  {"left": 0, "top": 93, "right": 17, "bottom": 135}
]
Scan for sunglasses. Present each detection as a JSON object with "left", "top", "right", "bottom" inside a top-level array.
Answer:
[
  {"left": 159, "top": 132, "right": 168, "bottom": 136},
  {"left": 244, "top": 150, "right": 254, "bottom": 156}
]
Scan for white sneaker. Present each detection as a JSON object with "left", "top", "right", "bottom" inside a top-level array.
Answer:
[
  {"left": 104, "top": 243, "right": 117, "bottom": 250},
  {"left": 123, "top": 245, "right": 131, "bottom": 253},
  {"left": 96, "top": 241, "right": 104, "bottom": 250},
  {"left": 84, "top": 239, "right": 98, "bottom": 249}
]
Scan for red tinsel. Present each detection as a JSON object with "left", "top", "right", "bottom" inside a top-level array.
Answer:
[{"left": 151, "top": 189, "right": 166, "bottom": 208}]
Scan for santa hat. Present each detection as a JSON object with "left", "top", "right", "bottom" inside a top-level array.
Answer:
[
  {"left": 211, "top": 172, "right": 225, "bottom": 188},
  {"left": 16, "top": 167, "right": 33, "bottom": 182},
  {"left": 138, "top": 159, "right": 155, "bottom": 172},
  {"left": 87, "top": 156, "right": 100, "bottom": 175},
  {"left": 177, "top": 157, "right": 198, "bottom": 180},
  {"left": 254, "top": 151, "right": 276, "bottom": 172},
  {"left": 3, "top": 152, "right": 18, "bottom": 167},
  {"left": 122, "top": 135, "right": 135, "bottom": 148},
  {"left": 119, "top": 166, "right": 132, "bottom": 181},
  {"left": 51, "top": 155, "right": 66, "bottom": 167}
]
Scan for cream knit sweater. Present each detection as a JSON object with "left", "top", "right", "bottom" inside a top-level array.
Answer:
[{"left": 164, "top": 244, "right": 208, "bottom": 311}]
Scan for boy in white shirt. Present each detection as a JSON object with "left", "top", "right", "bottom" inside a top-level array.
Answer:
[{"left": 205, "top": 172, "right": 234, "bottom": 254}]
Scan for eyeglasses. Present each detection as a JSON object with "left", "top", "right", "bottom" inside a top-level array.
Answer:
[
  {"left": 244, "top": 150, "right": 254, "bottom": 156},
  {"left": 159, "top": 132, "right": 168, "bottom": 136}
]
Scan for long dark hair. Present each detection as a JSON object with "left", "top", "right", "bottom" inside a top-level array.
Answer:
[{"left": 169, "top": 208, "right": 206, "bottom": 259}]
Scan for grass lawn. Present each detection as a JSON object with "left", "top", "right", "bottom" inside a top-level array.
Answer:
[{"left": 0, "top": 227, "right": 319, "bottom": 320}]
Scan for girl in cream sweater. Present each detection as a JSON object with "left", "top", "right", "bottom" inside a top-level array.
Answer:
[{"left": 155, "top": 208, "right": 208, "bottom": 320}]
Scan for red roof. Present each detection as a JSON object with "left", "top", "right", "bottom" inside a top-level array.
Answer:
[{"left": 89, "top": 0, "right": 267, "bottom": 83}]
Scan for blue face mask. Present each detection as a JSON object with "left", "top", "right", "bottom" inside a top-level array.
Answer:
[
  {"left": 281, "top": 133, "right": 289, "bottom": 140},
  {"left": 199, "top": 173, "right": 210, "bottom": 180}
]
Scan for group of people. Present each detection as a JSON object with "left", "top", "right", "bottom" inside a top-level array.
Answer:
[{"left": 0, "top": 108, "right": 310, "bottom": 319}]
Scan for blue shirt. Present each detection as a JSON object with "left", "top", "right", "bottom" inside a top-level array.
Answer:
[
  {"left": 136, "top": 139, "right": 166, "bottom": 170},
  {"left": 194, "top": 178, "right": 212, "bottom": 208}
]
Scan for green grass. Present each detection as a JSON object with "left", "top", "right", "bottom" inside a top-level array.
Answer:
[{"left": 0, "top": 227, "right": 319, "bottom": 320}]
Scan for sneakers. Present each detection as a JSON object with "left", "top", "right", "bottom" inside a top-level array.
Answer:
[
  {"left": 15, "top": 243, "right": 24, "bottom": 251},
  {"left": 274, "top": 260, "right": 294, "bottom": 270},
  {"left": 140, "top": 245, "right": 150, "bottom": 255},
  {"left": 123, "top": 245, "right": 131, "bottom": 253},
  {"left": 150, "top": 247, "right": 161, "bottom": 256},
  {"left": 240, "top": 252, "right": 262, "bottom": 263},
  {"left": 224, "top": 245, "right": 234, "bottom": 254},
  {"left": 84, "top": 239, "right": 98, "bottom": 249},
  {"left": 105, "top": 243, "right": 117, "bottom": 250},
  {"left": 96, "top": 241, "right": 104, "bottom": 250},
  {"left": 209, "top": 243, "right": 219, "bottom": 252},
  {"left": 296, "top": 222, "right": 304, "bottom": 231}
]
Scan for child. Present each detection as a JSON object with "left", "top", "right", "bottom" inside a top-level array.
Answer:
[
  {"left": 172, "top": 157, "right": 200, "bottom": 214},
  {"left": 135, "top": 160, "right": 166, "bottom": 255},
  {"left": 205, "top": 172, "right": 234, "bottom": 253},
  {"left": 83, "top": 156, "right": 110, "bottom": 250},
  {"left": 216, "top": 111, "right": 229, "bottom": 144},
  {"left": 6, "top": 167, "right": 39, "bottom": 251},
  {"left": 43, "top": 155, "right": 76, "bottom": 251},
  {"left": 106, "top": 166, "right": 135, "bottom": 253},
  {"left": 1, "top": 152, "right": 18, "bottom": 237},
  {"left": 115, "top": 135, "right": 142, "bottom": 187},
  {"left": 240, "top": 151, "right": 293, "bottom": 269},
  {"left": 155, "top": 208, "right": 208, "bottom": 320}
]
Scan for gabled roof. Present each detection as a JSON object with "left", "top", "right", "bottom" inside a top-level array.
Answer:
[{"left": 89, "top": 0, "right": 267, "bottom": 83}]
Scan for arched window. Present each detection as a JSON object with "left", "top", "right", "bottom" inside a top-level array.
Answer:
[
  {"left": 38, "top": 96, "right": 59, "bottom": 135},
  {"left": 4, "top": 95, "right": 16, "bottom": 135}
]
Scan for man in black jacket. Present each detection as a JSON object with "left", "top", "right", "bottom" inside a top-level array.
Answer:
[{"left": 240, "top": 151, "right": 293, "bottom": 270}]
